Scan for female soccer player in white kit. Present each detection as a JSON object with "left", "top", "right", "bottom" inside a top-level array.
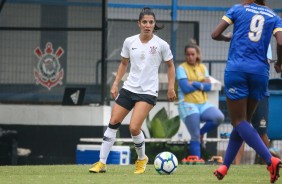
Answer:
[{"left": 89, "top": 7, "right": 176, "bottom": 174}]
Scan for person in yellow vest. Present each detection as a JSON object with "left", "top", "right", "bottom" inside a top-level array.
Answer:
[{"left": 176, "top": 40, "right": 224, "bottom": 163}]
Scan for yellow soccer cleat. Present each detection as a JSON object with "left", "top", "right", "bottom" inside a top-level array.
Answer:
[
  {"left": 89, "top": 161, "right": 106, "bottom": 173},
  {"left": 134, "top": 155, "right": 148, "bottom": 174}
]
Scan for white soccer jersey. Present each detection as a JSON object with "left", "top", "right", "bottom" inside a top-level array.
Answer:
[{"left": 120, "top": 34, "right": 173, "bottom": 97}]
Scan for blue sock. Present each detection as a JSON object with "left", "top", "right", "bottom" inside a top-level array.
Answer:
[
  {"left": 236, "top": 121, "right": 272, "bottom": 165},
  {"left": 200, "top": 120, "right": 217, "bottom": 135},
  {"left": 189, "top": 141, "right": 201, "bottom": 158},
  {"left": 223, "top": 129, "right": 243, "bottom": 168}
]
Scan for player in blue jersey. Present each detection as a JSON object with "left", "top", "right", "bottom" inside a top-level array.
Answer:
[
  {"left": 234, "top": 45, "right": 280, "bottom": 165},
  {"left": 211, "top": 0, "right": 282, "bottom": 183}
]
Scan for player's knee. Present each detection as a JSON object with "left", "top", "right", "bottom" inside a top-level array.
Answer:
[
  {"left": 218, "top": 113, "right": 225, "bottom": 124},
  {"left": 129, "top": 124, "right": 141, "bottom": 135},
  {"left": 213, "top": 112, "right": 225, "bottom": 126}
]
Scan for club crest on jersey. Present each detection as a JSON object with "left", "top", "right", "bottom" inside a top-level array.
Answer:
[
  {"left": 34, "top": 42, "right": 64, "bottom": 90},
  {"left": 149, "top": 46, "right": 157, "bottom": 55}
]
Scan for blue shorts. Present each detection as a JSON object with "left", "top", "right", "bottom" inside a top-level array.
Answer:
[
  {"left": 224, "top": 71, "right": 268, "bottom": 100},
  {"left": 178, "top": 101, "right": 214, "bottom": 122}
]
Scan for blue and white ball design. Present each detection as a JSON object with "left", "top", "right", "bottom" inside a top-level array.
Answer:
[{"left": 154, "top": 151, "right": 178, "bottom": 175}]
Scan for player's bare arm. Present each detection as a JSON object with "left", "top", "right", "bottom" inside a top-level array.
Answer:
[
  {"left": 111, "top": 57, "right": 129, "bottom": 99},
  {"left": 211, "top": 20, "right": 232, "bottom": 42},
  {"left": 166, "top": 59, "right": 176, "bottom": 102},
  {"left": 274, "top": 31, "right": 282, "bottom": 73}
]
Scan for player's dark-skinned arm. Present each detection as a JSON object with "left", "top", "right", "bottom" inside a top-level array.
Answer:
[
  {"left": 211, "top": 20, "right": 232, "bottom": 42},
  {"left": 178, "top": 78, "right": 197, "bottom": 94},
  {"left": 274, "top": 31, "right": 282, "bottom": 73}
]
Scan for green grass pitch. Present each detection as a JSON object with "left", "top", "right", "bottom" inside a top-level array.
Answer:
[{"left": 0, "top": 164, "right": 272, "bottom": 184}]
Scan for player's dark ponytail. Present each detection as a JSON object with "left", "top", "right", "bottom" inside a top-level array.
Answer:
[
  {"left": 139, "top": 7, "right": 164, "bottom": 32},
  {"left": 255, "top": 0, "right": 265, "bottom": 5},
  {"left": 243, "top": 0, "right": 265, "bottom": 5}
]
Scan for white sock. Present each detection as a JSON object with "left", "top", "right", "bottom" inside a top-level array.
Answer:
[
  {"left": 132, "top": 131, "right": 145, "bottom": 160},
  {"left": 99, "top": 127, "right": 117, "bottom": 164}
]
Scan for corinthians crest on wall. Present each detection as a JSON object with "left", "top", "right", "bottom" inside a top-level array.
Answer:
[{"left": 34, "top": 42, "right": 64, "bottom": 90}]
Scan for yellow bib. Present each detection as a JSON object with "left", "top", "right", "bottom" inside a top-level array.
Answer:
[{"left": 180, "top": 62, "right": 208, "bottom": 104}]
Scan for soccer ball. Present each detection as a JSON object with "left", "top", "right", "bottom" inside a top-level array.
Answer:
[{"left": 154, "top": 151, "right": 178, "bottom": 175}]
